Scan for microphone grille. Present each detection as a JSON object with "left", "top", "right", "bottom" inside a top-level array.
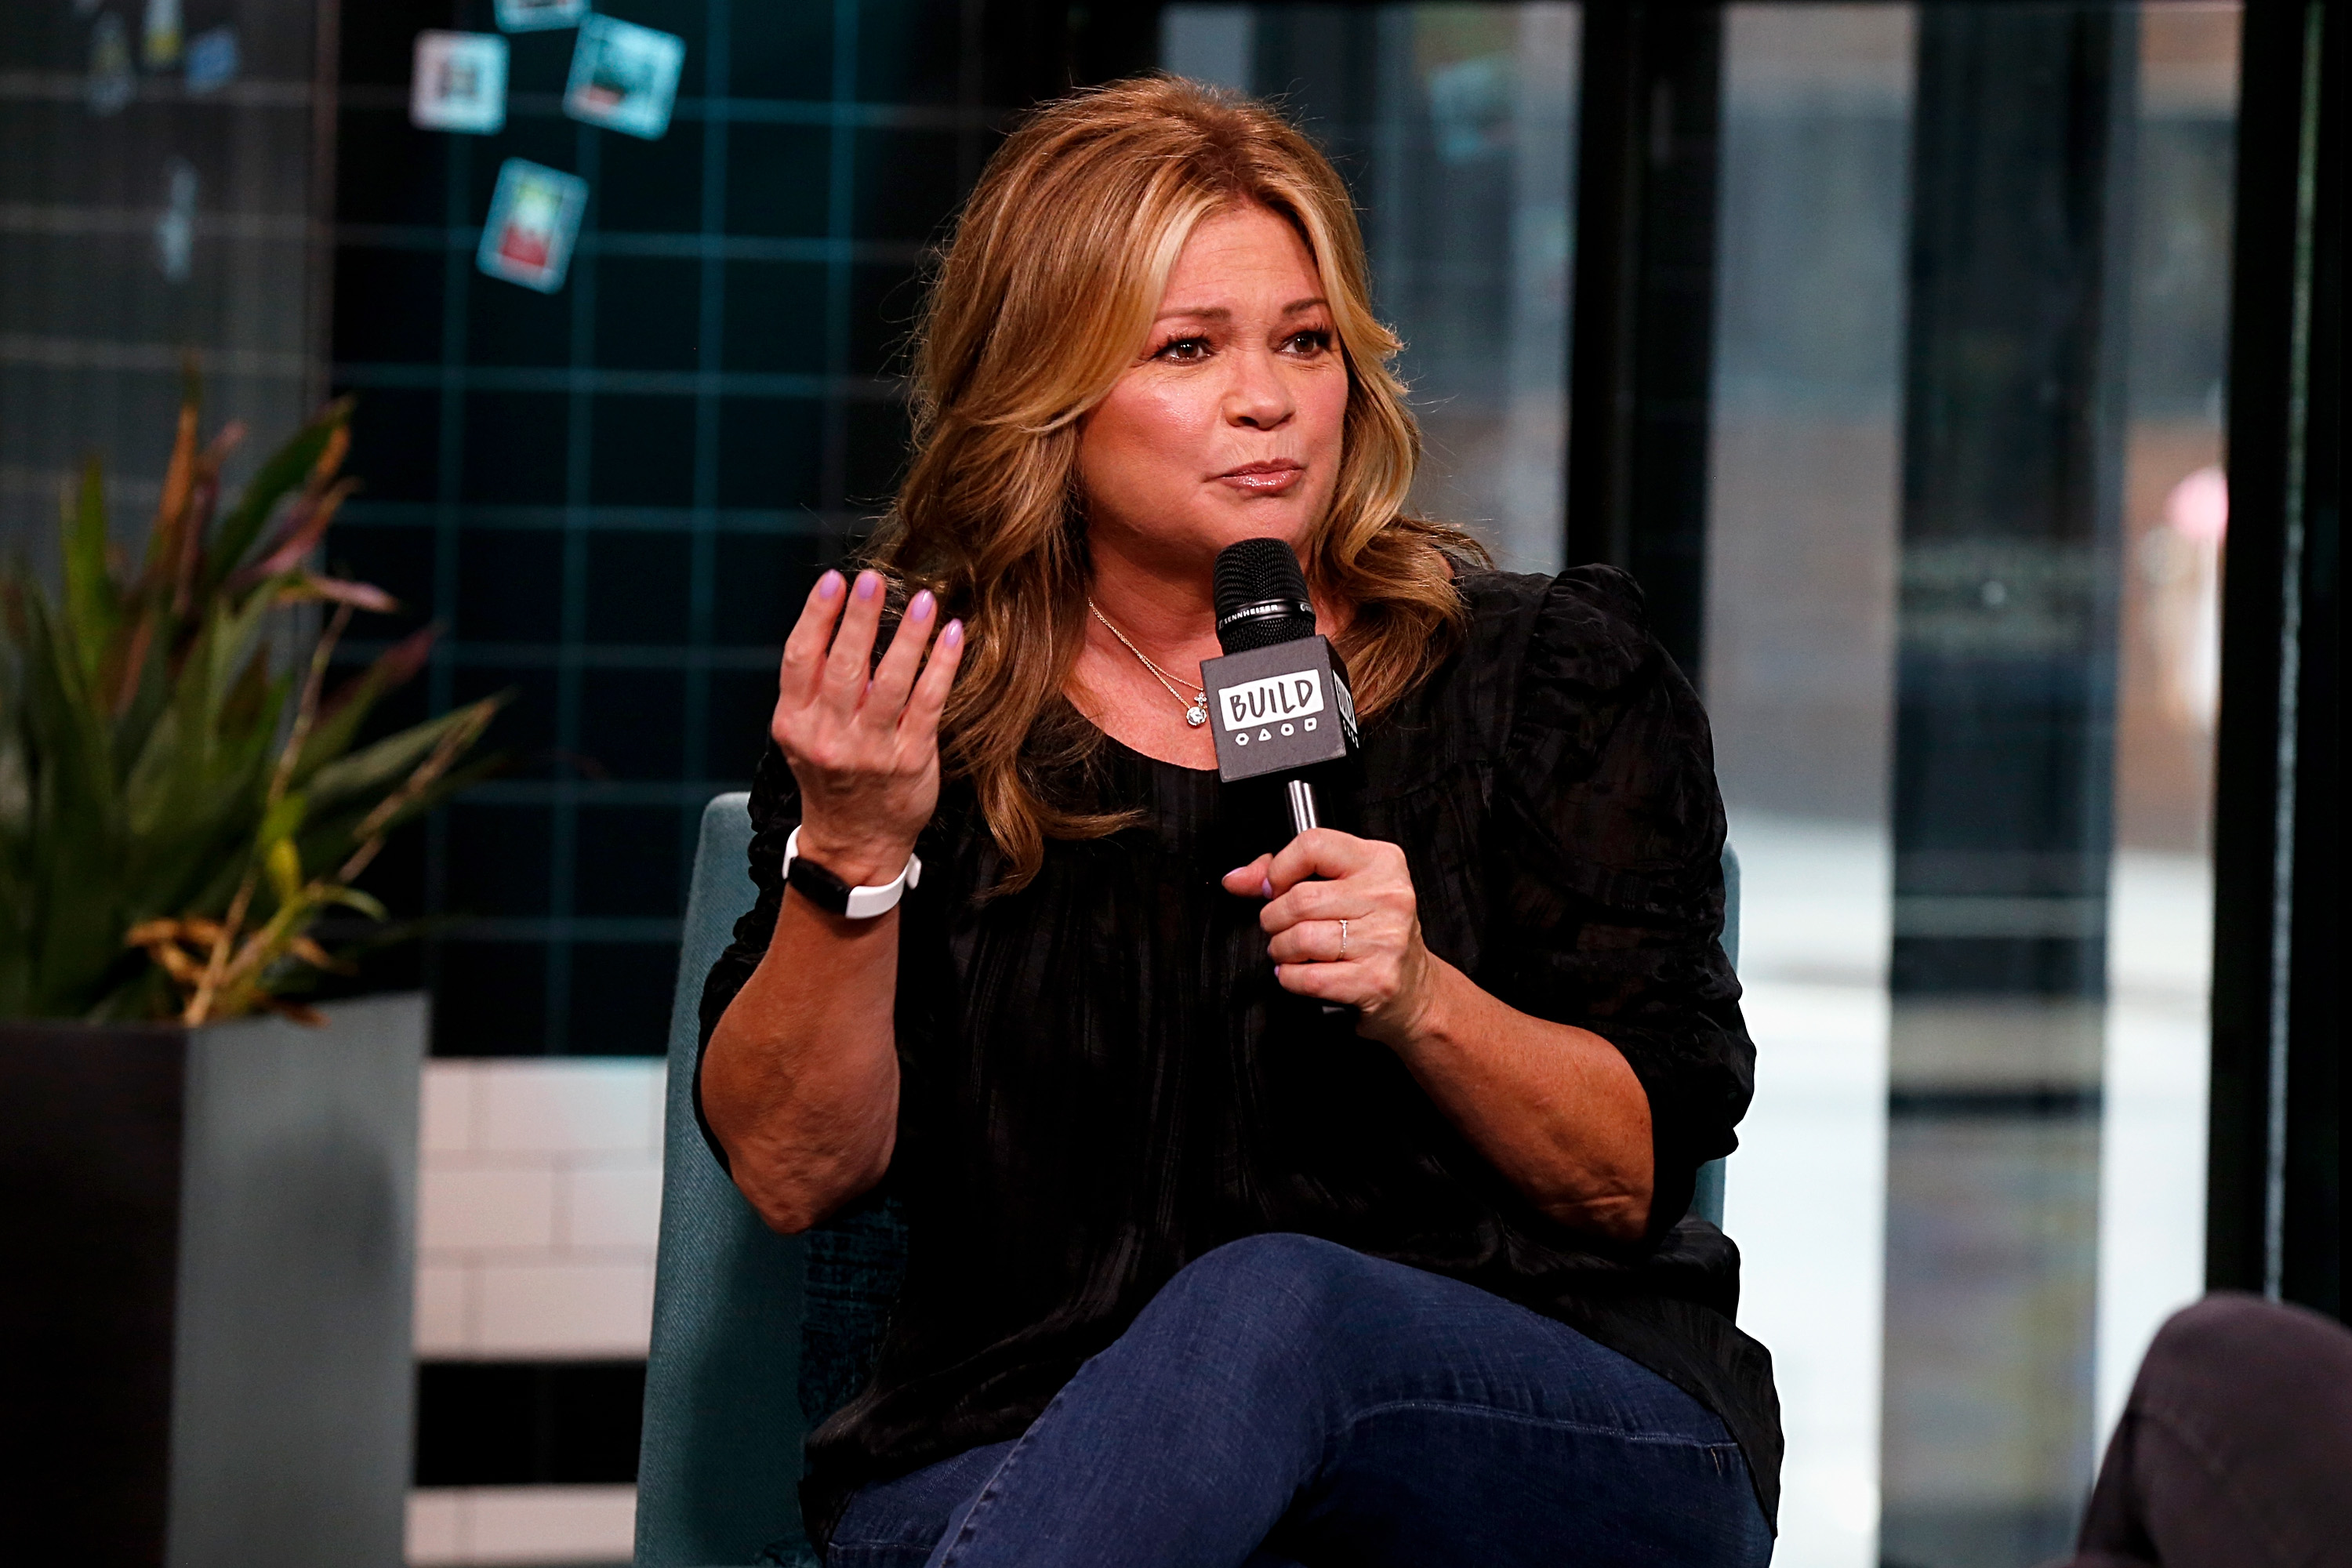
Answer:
[{"left": 1213, "top": 539, "right": 1316, "bottom": 654}]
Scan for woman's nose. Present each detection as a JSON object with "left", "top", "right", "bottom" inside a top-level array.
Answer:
[{"left": 1222, "top": 347, "right": 1294, "bottom": 430}]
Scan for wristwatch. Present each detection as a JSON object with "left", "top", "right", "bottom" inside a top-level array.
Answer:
[{"left": 782, "top": 826, "right": 922, "bottom": 919}]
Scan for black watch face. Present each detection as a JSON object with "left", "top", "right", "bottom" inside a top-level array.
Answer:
[{"left": 786, "top": 854, "right": 854, "bottom": 914}]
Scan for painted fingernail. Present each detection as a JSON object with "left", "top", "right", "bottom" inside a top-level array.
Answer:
[
  {"left": 855, "top": 571, "right": 880, "bottom": 601},
  {"left": 942, "top": 619, "right": 964, "bottom": 648},
  {"left": 1261, "top": 877, "right": 1275, "bottom": 899},
  {"left": 910, "top": 589, "right": 935, "bottom": 619},
  {"left": 817, "top": 570, "right": 844, "bottom": 599}
]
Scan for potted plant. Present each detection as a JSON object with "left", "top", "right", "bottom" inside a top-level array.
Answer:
[{"left": 0, "top": 385, "right": 500, "bottom": 1568}]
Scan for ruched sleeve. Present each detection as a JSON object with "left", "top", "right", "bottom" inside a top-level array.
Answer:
[
  {"left": 691, "top": 741, "right": 802, "bottom": 1174},
  {"left": 1487, "top": 566, "right": 1751, "bottom": 1241}
]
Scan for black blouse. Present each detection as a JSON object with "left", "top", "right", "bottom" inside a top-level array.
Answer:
[{"left": 699, "top": 566, "right": 1780, "bottom": 1541}]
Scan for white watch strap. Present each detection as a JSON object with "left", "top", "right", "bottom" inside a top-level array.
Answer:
[{"left": 782, "top": 826, "right": 923, "bottom": 919}]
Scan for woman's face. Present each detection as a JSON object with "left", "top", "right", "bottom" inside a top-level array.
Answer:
[{"left": 1075, "top": 202, "right": 1350, "bottom": 579}]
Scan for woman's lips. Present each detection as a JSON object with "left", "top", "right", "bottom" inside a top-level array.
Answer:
[{"left": 1217, "top": 461, "right": 1305, "bottom": 495}]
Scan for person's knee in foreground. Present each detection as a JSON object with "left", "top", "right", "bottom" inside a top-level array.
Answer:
[
  {"left": 2067, "top": 1292, "right": 2352, "bottom": 1568},
  {"left": 697, "top": 76, "right": 1778, "bottom": 1567},
  {"left": 836, "top": 1236, "right": 1769, "bottom": 1568}
]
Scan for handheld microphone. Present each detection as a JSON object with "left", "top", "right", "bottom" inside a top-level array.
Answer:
[{"left": 1203, "top": 539, "right": 1358, "bottom": 838}]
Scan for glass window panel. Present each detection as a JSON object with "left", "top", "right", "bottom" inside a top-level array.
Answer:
[
  {"left": 1163, "top": 3, "right": 1580, "bottom": 572},
  {"left": 302, "top": 0, "right": 1036, "bottom": 1053},
  {"left": 2095, "top": 0, "right": 2238, "bottom": 1452},
  {"left": 0, "top": 0, "right": 327, "bottom": 576},
  {"left": 1705, "top": 6, "right": 2238, "bottom": 1567},
  {"left": 1171, "top": 10, "right": 2240, "bottom": 1560},
  {"left": 1705, "top": 11, "right": 1913, "bottom": 1566}
]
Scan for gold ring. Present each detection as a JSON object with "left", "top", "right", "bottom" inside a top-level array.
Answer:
[{"left": 1338, "top": 919, "right": 1348, "bottom": 960}]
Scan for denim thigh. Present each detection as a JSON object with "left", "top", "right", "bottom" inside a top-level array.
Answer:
[
  {"left": 826, "top": 1442, "right": 1013, "bottom": 1568},
  {"left": 827, "top": 1235, "right": 1767, "bottom": 1568},
  {"left": 831, "top": 1443, "right": 1316, "bottom": 1568}
]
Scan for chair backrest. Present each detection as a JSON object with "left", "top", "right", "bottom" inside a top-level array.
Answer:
[
  {"left": 634, "top": 797, "right": 1742, "bottom": 1563},
  {"left": 637, "top": 793, "right": 807, "bottom": 1568},
  {"left": 1690, "top": 842, "right": 1739, "bottom": 1228}
]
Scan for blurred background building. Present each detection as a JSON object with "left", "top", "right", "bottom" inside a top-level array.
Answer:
[{"left": 3, "top": 3, "right": 2335, "bottom": 1567}]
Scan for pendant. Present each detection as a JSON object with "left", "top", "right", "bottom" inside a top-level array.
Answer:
[{"left": 1185, "top": 699, "right": 1208, "bottom": 728}]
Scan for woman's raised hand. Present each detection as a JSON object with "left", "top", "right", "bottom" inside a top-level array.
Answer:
[{"left": 771, "top": 568, "right": 965, "bottom": 890}]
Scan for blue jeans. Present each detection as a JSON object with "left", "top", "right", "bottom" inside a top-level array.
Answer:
[{"left": 828, "top": 1233, "right": 1772, "bottom": 1568}]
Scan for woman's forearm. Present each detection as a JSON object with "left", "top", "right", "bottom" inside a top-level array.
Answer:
[
  {"left": 1386, "top": 957, "right": 1655, "bottom": 1241},
  {"left": 1229, "top": 829, "right": 1661, "bottom": 1244},
  {"left": 701, "top": 890, "right": 902, "bottom": 1233},
  {"left": 715, "top": 560, "right": 961, "bottom": 1232}
]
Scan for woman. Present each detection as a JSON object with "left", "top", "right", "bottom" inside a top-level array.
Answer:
[{"left": 699, "top": 77, "right": 1777, "bottom": 1567}]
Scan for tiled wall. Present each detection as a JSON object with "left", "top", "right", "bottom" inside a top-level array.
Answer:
[
  {"left": 412, "top": 1058, "right": 667, "bottom": 1566},
  {"left": 416, "top": 1058, "right": 666, "bottom": 1359},
  {"left": 408, "top": 1485, "right": 640, "bottom": 1568}
]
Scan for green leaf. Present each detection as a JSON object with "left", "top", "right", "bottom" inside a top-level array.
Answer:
[
  {"left": 219, "top": 642, "right": 276, "bottom": 741},
  {"left": 295, "top": 747, "right": 504, "bottom": 873},
  {"left": 259, "top": 790, "right": 307, "bottom": 848},
  {"left": 60, "top": 456, "right": 120, "bottom": 686},
  {"left": 3, "top": 397, "right": 492, "bottom": 1022},
  {"left": 9, "top": 590, "right": 131, "bottom": 1014},
  {"left": 290, "top": 625, "right": 437, "bottom": 787},
  {"left": 325, "top": 885, "right": 387, "bottom": 921},
  {"left": 265, "top": 837, "right": 303, "bottom": 906},
  {"left": 123, "top": 591, "right": 280, "bottom": 838},
  {"left": 107, "top": 615, "right": 175, "bottom": 761},
  {"left": 111, "top": 593, "right": 287, "bottom": 939},
  {"left": 203, "top": 398, "right": 352, "bottom": 593},
  {"left": 303, "top": 699, "right": 496, "bottom": 818}
]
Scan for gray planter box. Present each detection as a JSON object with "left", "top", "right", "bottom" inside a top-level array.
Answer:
[{"left": 0, "top": 993, "right": 426, "bottom": 1568}]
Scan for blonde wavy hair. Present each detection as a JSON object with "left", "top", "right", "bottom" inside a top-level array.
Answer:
[{"left": 867, "top": 74, "right": 1486, "bottom": 889}]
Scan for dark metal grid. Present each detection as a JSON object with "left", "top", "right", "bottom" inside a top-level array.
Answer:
[
  {"left": 0, "top": 0, "right": 331, "bottom": 568},
  {"left": 2207, "top": 0, "right": 2342, "bottom": 1315},
  {"left": 329, "top": 0, "right": 1160, "bottom": 1054},
  {"left": 331, "top": 0, "right": 997, "bottom": 1054}
]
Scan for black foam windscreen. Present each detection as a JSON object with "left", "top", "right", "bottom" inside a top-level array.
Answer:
[{"left": 1212, "top": 539, "right": 1317, "bottom": 655}]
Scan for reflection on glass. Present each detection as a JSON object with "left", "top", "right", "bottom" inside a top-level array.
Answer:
[
  {"left": 1706, "top": 9, "right": 1913, "bottom": 1568},
  {"left": 2095, "top": 0, "right": 2237, "bottom": 1470},
  {"left": 1709, "top": 6, "right": 2237, "bottom": 1568},
  {"left": 0, "top": 0, "right": 325, "bottom": 574},
  {"left": 1161, "top": 4, "right": 1580, "bottom": 572},
  {"left": 1167, "top": 6, "right": 2237, "bottom": 1566},
  {"left": 1881, "top": 8, "right": 2142, "bottom": 1560}
]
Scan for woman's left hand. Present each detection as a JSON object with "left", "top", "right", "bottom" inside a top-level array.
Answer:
[{"left": 1222, "top": 829, "right": 1448, "bottom": 1048}]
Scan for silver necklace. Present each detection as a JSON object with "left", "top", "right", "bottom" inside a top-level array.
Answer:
[{"left": 1087, "top": 600, "right": 1209, "bottom": 728}]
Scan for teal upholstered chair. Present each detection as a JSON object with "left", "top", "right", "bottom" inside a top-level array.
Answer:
[
  {"left": 1694, "top": 842, "right": 1737, "bottom": 1229},
  {"left": 637, "top": 794, "right": 800, "bottom": 1567},
  {"left": 634, "top": 793, "right": 1739, "bottom": 1566}
]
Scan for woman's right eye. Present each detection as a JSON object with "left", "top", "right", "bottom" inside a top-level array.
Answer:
[{"left": 1155, "top": 336, "right": 1211, "bottom": 362}]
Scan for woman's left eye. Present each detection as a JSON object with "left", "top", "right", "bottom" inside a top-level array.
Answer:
[{"left": 1282, "top": 329, "right": 1334, "bottom": 355}]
